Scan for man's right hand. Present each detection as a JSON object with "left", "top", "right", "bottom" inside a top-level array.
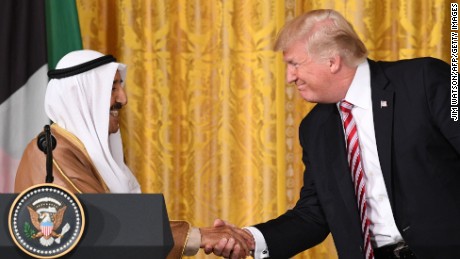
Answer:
[{"left": 200, "top": 219, "right": 255, "bottom": 259}]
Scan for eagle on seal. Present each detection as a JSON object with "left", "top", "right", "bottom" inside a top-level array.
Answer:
[{"left": 27, "top": 206, "right": 67, "bottom": 246}]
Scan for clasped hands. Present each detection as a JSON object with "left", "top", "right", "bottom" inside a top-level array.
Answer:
[{"left": 200, "top": 219, "right": 255, "bottom": 259}]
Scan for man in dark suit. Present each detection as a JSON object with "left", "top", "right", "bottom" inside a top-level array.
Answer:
[{"left": 208, "top": 9, "right": 460, "bottom": 259}]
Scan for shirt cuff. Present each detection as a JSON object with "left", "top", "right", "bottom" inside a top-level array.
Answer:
[
  {"left": 244, "top": 227, "right": 269, "bottom": 258},
  {"left": 184, "top": 227, "right": 201, "bottom": 256}
]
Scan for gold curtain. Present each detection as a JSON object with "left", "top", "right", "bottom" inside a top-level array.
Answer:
[{"left": 76, "top": 0, "right": 453, "bottom": 258}]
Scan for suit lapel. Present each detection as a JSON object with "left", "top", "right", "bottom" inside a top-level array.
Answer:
[{"left": 368, "top": 60, "right": 395, "bottom": 206}]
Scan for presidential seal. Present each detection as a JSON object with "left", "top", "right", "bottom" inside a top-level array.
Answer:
[{"left": 8, "top": 184, "right": 85, "bottom": 258}]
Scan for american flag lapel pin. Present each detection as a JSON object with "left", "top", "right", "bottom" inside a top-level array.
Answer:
[{"left": 380, "top": 100, "right": 388, "bottom": 108}]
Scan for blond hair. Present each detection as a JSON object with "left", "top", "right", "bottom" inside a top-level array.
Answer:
[{"left": 275, "top": 9, "right": 368, "bottom": 67}]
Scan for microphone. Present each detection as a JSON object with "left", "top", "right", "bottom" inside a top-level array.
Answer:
[{"left": 37, "top": 125, "right": 57, "bottom": 183}]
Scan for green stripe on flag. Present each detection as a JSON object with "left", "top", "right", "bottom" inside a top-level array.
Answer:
[{"left": 45, "top": 0, "right": 82, "bottom": 70}]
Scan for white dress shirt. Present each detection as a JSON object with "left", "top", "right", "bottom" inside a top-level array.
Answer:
[
  {"left": 249, "top": 60, "right": 403, "bottom": 259},
  {"left": 340, "top": 60, "right": 403, "bottom": 247}
]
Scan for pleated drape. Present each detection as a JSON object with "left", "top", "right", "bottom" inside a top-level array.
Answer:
[{"left": 76, "top": 0, "right": 454, "bottom": 258}]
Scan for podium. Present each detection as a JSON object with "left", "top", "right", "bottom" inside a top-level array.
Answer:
[{"left": 0, "top": 194, "right": 173, "bottom": 258}]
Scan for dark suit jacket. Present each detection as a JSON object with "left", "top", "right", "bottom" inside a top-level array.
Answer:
[{"left": 255, "top": 58, "right": 460, "bottom": 259}]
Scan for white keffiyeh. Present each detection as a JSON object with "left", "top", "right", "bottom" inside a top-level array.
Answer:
[{"left": 45, "top": 50, "right": 141, "bottom": 193}]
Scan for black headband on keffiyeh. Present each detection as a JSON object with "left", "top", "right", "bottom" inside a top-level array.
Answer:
[{"left": 47, "top": 55, "right": 116, "bottom": 79}]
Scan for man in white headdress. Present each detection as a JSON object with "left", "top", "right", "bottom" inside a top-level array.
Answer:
[{"left": 15, "top": 50, "right": 253, "bottom": 259}]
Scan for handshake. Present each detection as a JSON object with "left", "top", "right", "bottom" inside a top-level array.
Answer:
[{"left": 199, "top": 219, "right": 256, "bottom": 259}]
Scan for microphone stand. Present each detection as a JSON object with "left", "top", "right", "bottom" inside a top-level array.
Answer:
[
  {"left": 37, "top": 125, "right": 56, "bottom": 184},
  {"left": 44, "top": 125, "right": 54, "bottom": 183}
]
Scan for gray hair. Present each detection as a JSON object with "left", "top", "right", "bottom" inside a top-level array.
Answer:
[{"left": 274, "top": 9, "right": 368, "bottom": 67}]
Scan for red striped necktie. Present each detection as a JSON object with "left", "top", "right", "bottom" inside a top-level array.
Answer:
[{"left": 340, "top": 100, "right": 374, "bottom": 259}]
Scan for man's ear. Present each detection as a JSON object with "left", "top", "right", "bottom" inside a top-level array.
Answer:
[{"left": 329, "top": 55, "right": 341, "bottom": 74}]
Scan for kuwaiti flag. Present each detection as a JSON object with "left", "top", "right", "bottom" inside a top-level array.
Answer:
[{"left": 0, "top": 0, "right": 82, "bottom": 193}]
